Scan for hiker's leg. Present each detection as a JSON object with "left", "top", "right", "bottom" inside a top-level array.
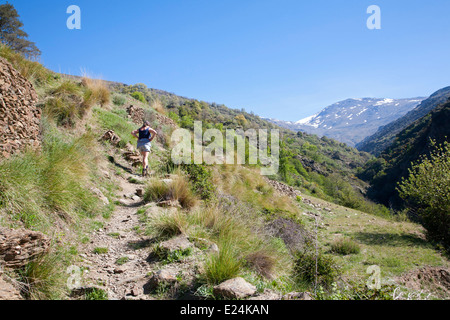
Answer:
[{"left": 142, "top": 152, "right": 149, "bottom": 170}]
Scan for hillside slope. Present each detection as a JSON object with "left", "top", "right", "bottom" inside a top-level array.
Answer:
[
  {"left": 357, "top": 87, "right": 450, "bottom": 155},
  {"left": 1, "top": 47, "right": 449, "bottom": 301},
  {"left": 360, "top": 100, "right": 450, "bottom": 208}
]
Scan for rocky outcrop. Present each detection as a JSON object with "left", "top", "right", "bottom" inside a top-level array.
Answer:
[
  {"left": 0, "top": 228, "right": 51, "bottom": 269},
  {"left": 264, "top": 178, "right": 302, "bottom": 198},
  {"left": 127, "top": 105, "right": 145, "bottom": 125},
  {"left": 101, "top": 130, "right": 121, "bottom": 146},
  {"left": 0, "top": 57, "right": 41, "bottom": 158}
]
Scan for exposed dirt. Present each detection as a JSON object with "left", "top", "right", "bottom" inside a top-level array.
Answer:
[{"left": 396, "top": 266, "right": 450, "bottom": 299}]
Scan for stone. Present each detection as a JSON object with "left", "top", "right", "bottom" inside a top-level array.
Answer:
[
  {"left": 213, "top": 277, "right": 257, "bottom": 300},
  {"left": 157, "top": 200, "right": 181, "bottom": 208},
  {"left": 247, "top": 289, "right": 281, "bottom": 300},
  {"left": 147, "top": 269, "right": 178, "bottom": 289},
  {"left": 0, "top": 228, "right": 51, "bottom": 269},
  {"left": 0, "top": 57, "right": 41, "bottom": 157},
  {"left": 135, "top": 189, "right": 144, "bottom": 197},
  {"left": 0, "top": 276, "right": 22, "bottom": 300},
  {"left": 281, "top": 292, "right": 313, "bottom": 300},
  {"left": 159, "top": 235, "right": 193, "bottom": 253}
]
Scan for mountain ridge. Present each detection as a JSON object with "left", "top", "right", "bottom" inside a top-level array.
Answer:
[
  {"left": 356, "top": 86, "right": 450, "bottom": 155},
  {"left": 267, "top": 97, "right": 425, "bottom": 147}
]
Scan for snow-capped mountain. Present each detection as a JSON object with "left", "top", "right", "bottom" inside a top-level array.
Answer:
[{"left": 268, "top": 97, "right": 425, "bottom": 147}]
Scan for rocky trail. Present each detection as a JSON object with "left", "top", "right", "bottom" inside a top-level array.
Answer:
[{"left": 78, "top": 168, "right": 154, "bottom": 300}]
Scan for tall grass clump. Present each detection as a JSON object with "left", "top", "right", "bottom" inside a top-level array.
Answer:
[
  {"left": 330, "top": 238, "right": 361, "bottom": 255},
  {"left": 15, "top": 247, "right": 70, "bottom": 300},
  {"left": 187, "top": 203, "right": 292, "bottom": 283},
  {"left": 43, "top": 81, "right": 84, "bottom": 127},
  {"left": 203, "top": 241, "right": 242, "bottom": 285},
  {"left": 0, "top": 45, "right": 53, "bottom": 86},
  {"left": 143, "top": 174, "right": 198, "bottom": 209},
  {"left": 0, "top": 123, "right": 100, "bottom": 230},
  {"left": 94, "top": 107, "right": 136, "bottom": 147},
  {"left": 81, "top": 77, "right": 111, "bottom": 108}
]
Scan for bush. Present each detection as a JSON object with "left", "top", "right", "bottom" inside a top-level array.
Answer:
[
  {"left": 181, "top": 164, "right": 216, "bottom": 201},
  {"left": 113, "top": 95, "right": 126, "bottom": 106},
  {"left": 293, "top": 244, "right": 340, "bottom": 289},
  {"left": 398, "top": 140, "right": 450, "bottom": 251},
  {"left": 330, "top": 238, "right": 361, "bottom": 255},
  {"left": 131, "top": 91, "right": 146, "bottom": 103}
]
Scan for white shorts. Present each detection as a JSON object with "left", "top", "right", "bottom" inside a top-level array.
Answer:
[{"left": 137, "top": 139, "right": 152, "bottom": 152}]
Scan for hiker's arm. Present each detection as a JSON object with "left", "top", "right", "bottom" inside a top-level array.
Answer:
[
  {"left": 131, "top": 130, "right": 139, "bottom": 139},
  {"left": 150, "top": 129, "right": 158, "bottom": 142}
]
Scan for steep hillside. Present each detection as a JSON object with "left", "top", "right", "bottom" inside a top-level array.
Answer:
[
  {"left": 268, "top": 98, "right": 423, "bottom": 147},
  {"left": 108, "top": 82, "right": 388, "bottom": 216},
  {"left": 357, "top": 87, "right": 450, "bottom": 155},
  {"left": 1, "top": 47, "right": 449, "bottom": 301},
  {"left": 360, "top": 100, "right": 450, "bottom": 209}
]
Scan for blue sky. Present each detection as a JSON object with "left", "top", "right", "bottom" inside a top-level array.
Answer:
[{"left": 8, "top": 0, "right": 450, "bottom": 121}]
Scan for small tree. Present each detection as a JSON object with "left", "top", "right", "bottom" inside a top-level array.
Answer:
[
  {"left": 0, "top": 3, "right": 41, "bottom": 59},
  {"left": 397, "top": 140, "right": 450, "bottom": 250}
]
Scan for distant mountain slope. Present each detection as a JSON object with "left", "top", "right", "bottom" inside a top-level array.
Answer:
[
  {"left": 268, "top": 98, "right": 424, "bottom": 147},
  {"left": 356, "top": 87, "right": 450, "bottom": 155},
  {"left": 361, "top": 99, "right": 450, "bottom": 208}
]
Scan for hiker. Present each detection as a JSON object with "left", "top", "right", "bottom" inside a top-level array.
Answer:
[{"left": 132, "top": 121, "right": 157, "bottom": 177}]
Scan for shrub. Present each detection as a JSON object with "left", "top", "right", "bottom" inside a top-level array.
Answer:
[
  {"left": 293, "top": 244, "right": 340, "bottom": 289},
  {"left": 398, "top": 140, "right": 450, "bottom": 250},
  {"left": 330, "top": 238, "right": 361, "bottom": 255},
  {"left": 113, "top": 95, "right": 126, "bottom": 106},
  {"left": 131, "top": 91, "right": 146, "bottom": 103},
  {"left": 181, "top": 164, "right": 216, "bottom": 201}
]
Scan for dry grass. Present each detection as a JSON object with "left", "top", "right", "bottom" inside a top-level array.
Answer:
[
  {"left": 152, "top": 99, "right": 167, "bottom": 115},
  {"left": 81, "top": 77, "right": 111, "bottom": 108},
  {"left": 144, "top": 174, "right": 199, "bottom": 210}
]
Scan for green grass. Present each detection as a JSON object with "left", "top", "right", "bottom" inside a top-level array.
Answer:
[
  {"left": 0, "top": 122, "right": 101, "bottom": 230},
  {"left": 94, "top": 107, "right": 136, "bottom": 147},
  {"left": 93, "top": 247, "right": 109, "bottom": 255},
  {"left": 115, "top": 257, "right": 129, "bottom": 265},
  {"left": 330, "top": 238, "right": 361, "bottom": 255}
]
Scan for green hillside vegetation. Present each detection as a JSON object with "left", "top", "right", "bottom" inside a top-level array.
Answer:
[
  {"left": 113, "top": 82, "right": 389, "bottom": 217},
  {"left": 1, "top": 47, "right": 449, "bottom": 300},
  {"left": 360, "top": 101, "right": 450, "bottom": 210}
]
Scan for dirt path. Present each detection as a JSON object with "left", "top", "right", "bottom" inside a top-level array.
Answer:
[{"left": 79, "top": 168, "right": 155, "bottom": 300}]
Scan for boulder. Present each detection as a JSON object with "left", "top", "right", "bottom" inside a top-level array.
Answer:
[
  {"left": 159, "top": 235, "right": 193, "bottom": 253},
  {"left": 247, "top": 289, "right": 281, "bottom": 300},
  {"left": 213, "top": 277, "right": 257, "bottom": 300},
  {"left": 147, "top": 269, "right": 178, "bottom": 289}
]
